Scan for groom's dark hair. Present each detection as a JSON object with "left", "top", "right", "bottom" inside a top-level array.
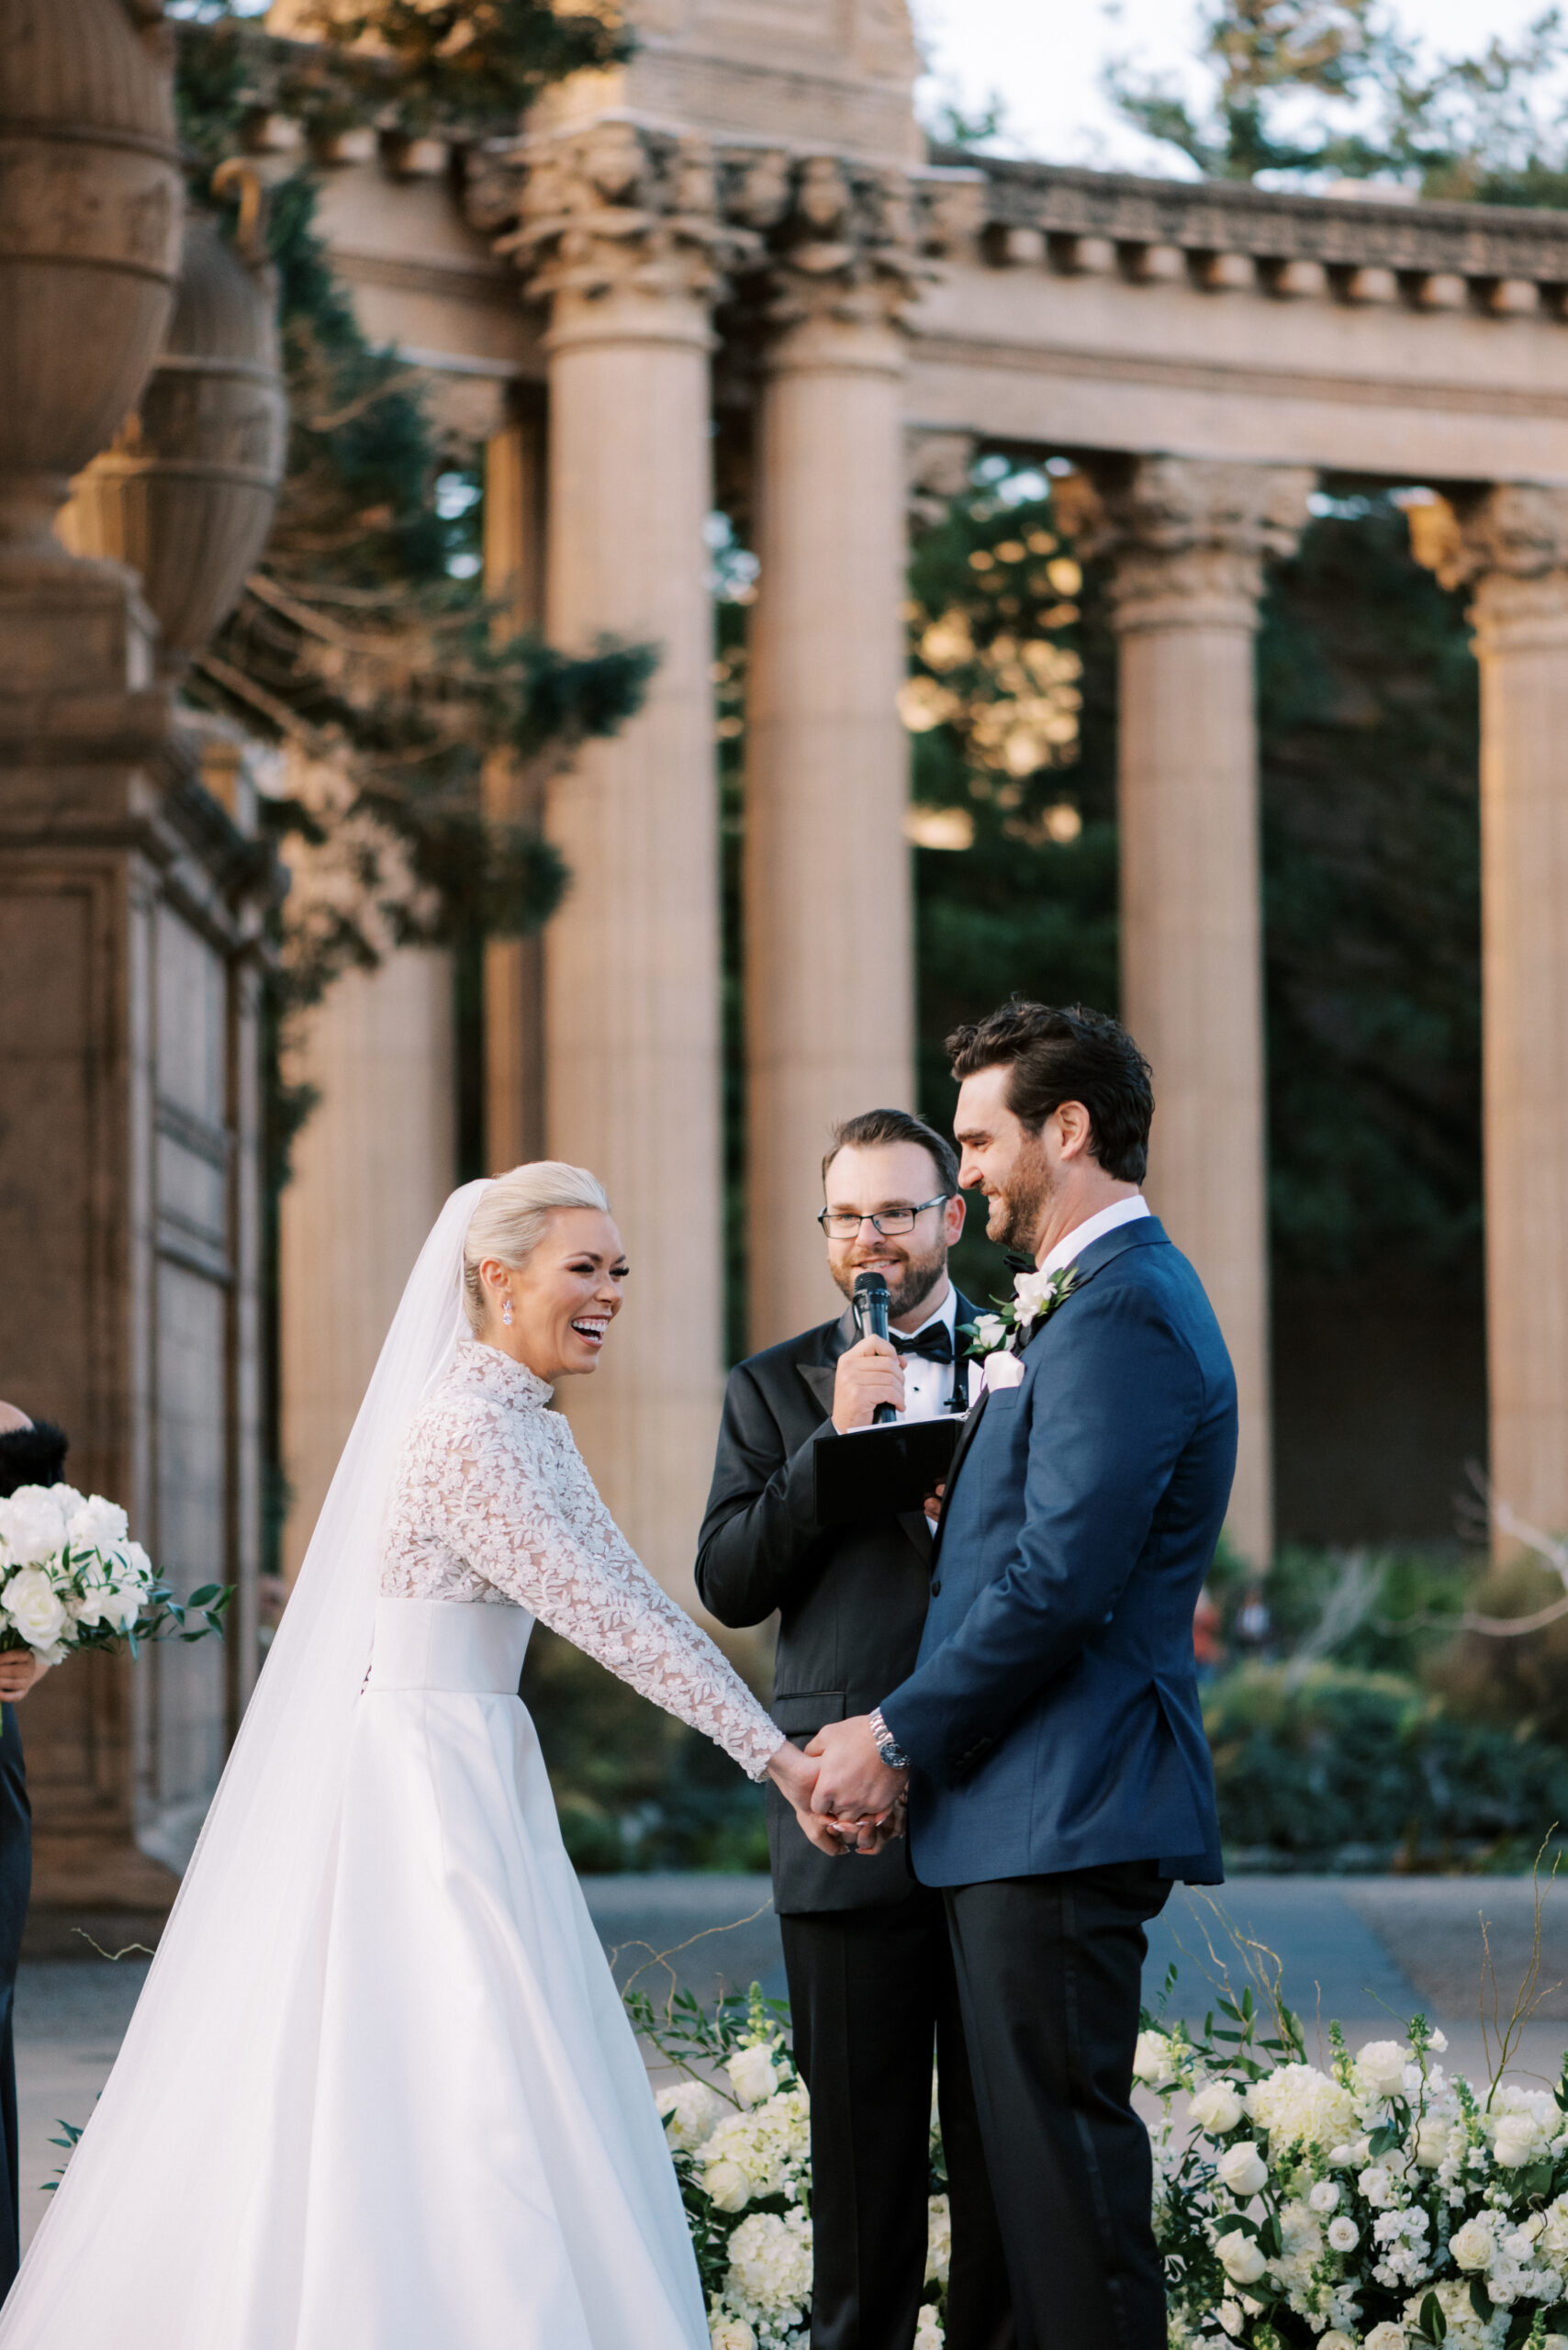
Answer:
[{"left": 947, "top": 1000, "right": 1154, "bottom": 1183}]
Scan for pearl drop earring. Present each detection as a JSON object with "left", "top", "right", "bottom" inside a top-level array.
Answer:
[{"left": 501, "top": 1298, "right": 513, "bottom": 1326}]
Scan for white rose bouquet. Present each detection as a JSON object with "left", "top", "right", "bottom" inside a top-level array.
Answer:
[
  {"left": 626, "top": 1980, "right": 948, "bottom": 2350},
  {"left": 1143, "top": 1978, "right": 1568, "bottom": 2350},
  {"left": 0, "top": 1483, "right": 230, "bottom": 1665}
]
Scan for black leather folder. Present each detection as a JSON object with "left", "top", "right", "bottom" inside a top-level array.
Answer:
[{"left": 812, "top": 1414, "right": 964, "bottom": 1529}]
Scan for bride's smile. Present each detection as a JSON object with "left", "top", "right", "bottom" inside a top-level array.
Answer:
[{"left": 477, "top": 1205, "right": 630, "bottom": 1383}]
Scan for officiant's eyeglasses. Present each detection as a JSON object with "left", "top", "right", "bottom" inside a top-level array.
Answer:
[{"left": 817, "top": 1195, "right": 951, "bottom": 1239}]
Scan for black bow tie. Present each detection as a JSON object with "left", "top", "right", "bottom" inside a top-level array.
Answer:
[{"left": 892, "top": 1324, "right": 954, "bottom": 1365}]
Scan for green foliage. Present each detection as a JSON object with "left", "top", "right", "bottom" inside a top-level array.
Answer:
[
  {"left": 903, "top": 464, "right": 1118, "bottom": 1303},
  {"left": 1259, "top": 492, "right": 1481, "bottom": 1279},
  {"left": 1206, "top": 1661, "right": 1568, "bottom": 1863},
  {"left": 172, "top": 2, "right": 628, "bottom": 143},
  {"left": 521, "top": 1627, "right": 769, "bottom": 1874},
  {"left": 1106, "top": 0, "right": 1568, "bottom": 202}
]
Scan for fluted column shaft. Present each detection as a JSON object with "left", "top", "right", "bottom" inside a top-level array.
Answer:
[
  {"left": 1416, "top": 486, "right": 1568, "bottom": 1543},
  {"left": 745, "top": 307, "right": 913, "bottom": 1348},
  {"left": 1109, "top": 458, "right": 1314, "bottom": 1569},
  {"left": 482, "top": 408, "right": 547, "bottom": 1170}
]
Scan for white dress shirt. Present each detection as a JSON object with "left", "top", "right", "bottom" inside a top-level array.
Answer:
[
  {"left": 1038, "top": 1192, "right": 1150, "bottom": 1278},
  {"left": 892, "top": 1281, "right": 977, "bottom": 1420}
]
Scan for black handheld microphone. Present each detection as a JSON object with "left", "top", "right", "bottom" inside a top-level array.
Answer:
[{"left": 852, "top": 1270, "right": 898, "bottom": 1425}]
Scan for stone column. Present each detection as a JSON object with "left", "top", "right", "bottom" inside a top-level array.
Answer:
[
  {"left": 1105, "top": 458, "right": 1315, "bottom": 1570},
  {"left": 482, "top": 402, "right": 548, "bottom": 1171},
  {"left": 489, "top": 122, "right": 741, "bottom": 1606},
  {"left": 1411, "top": 486, "right": 1568, "bottom": 1547},
  {"left": 277, "top": 946, "right": 455, "bottom": 1583},
  {"left": 743, "top": 157, "right": 924, "bottom": 1349}
]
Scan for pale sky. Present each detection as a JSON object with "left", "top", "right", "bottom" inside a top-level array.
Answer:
[{"left": 912, "top": 0, "right": 1564, "bottom": 176}]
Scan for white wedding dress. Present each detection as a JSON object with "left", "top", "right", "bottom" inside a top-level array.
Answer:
[{"left": 0, "top": 1190, "right": 780, "bottom": 2349}]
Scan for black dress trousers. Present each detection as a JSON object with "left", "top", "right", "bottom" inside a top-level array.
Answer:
[
  {"left": 779, "top": 1886, "right": 1014, "bottom": 2350},
  {"left": 0, "top": 1704, "right": 30, "bottom": 2298},
  {"left": 942, "top": 1863, "right": 1172, "bottom": 2350}
]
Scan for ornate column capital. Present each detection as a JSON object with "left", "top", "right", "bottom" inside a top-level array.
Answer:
[
  {"left": 1083, "top": 456, "right": 1316, "bottom": 634},
  {"left": 1407, "top": 484, "right": 1568, "bottom": 656},
  {"left": 466, "top": 116, "right": 756, "bottom": 311},
  {"left": 713, "top": 146, "right": 940, "bottom": 339}
]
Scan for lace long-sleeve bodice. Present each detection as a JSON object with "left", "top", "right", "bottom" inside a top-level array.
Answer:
[{"left": 382, "top": 1340, "right": 781, "bottom": 1779}]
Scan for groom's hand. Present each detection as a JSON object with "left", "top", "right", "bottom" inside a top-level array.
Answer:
[{"left": 805, "top": 1717, "right": 907, "bottom": 1822}]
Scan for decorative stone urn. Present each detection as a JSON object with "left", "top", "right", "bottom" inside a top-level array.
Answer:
[
  {"left": 61, "top": 185, "right": 288, "bottom": 677},
  {"left": 0, "top": 0, "right": 185, "bottom": 568}
]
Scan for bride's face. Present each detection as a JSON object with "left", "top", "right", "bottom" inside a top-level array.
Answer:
[{"left": 482, "top": 1208, "right": 628, "bottom": 1382}]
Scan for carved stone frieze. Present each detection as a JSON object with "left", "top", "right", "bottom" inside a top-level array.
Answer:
[
  {"left": 946, "top": 151, "right": 1568, "bottom": 290},
  {"left": 468, "top": 117, "right": 756, "bottom": 308},
  {"left": 1093, "top": 456, "right": 1317, "bottom": 632}
]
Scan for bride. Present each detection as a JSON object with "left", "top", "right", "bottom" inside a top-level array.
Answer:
[{"left": 0, "top": 1165, "right": 833, "bottom": 2348}]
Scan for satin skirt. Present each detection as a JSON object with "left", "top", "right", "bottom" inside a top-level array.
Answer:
[{"left": 285, "top": 1596, "right": 707, "bottom": 2350}]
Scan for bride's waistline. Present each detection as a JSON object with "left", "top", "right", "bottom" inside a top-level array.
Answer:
[{"left": 365, "top": 1594, "right": 535, "bottom": 1695}]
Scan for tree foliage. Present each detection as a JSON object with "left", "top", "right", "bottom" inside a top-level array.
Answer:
[
  {"left": 1107, "top": 0, "right": 1568, "bottom": 199},
  {"left": 174, "top": 11, "right": 655, "bottom": 1019}
]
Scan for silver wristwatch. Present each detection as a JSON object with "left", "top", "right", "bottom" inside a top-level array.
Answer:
[{"left": 868, "top": 1707, "right": 911, "bottom": 1771}]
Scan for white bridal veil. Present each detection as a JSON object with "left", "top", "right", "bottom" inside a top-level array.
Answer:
[{"left": 0, "top": 1181, "right": 489, "bottom": 2348}]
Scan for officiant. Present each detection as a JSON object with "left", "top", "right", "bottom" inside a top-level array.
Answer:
[{"left": 697, "top": 1110, "right": 1013, "bottom": 2350}]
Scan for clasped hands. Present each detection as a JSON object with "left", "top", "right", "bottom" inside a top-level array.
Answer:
[{"left": 766, "top": 1718, "right": 909, "bottom": 1859}]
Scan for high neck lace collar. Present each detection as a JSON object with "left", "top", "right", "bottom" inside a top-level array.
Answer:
[{"left": 451, "top": 1338, "right": 553, "bottom": 1411}]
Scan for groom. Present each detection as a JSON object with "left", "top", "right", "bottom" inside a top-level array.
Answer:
[{"left": 807, "top": 1001, "right": 1236, "bottom": 2350}]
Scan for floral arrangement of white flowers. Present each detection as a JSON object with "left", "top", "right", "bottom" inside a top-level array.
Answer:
[
  {"left": 1139, "top": 1967, "right": 1568, "bottom": 2350},
  {"left": 960, "top": 1263, "right": 1080, "bottom": 1392},
  {"left": 0, "top": 1483, "right": 230, "bottom": 1663},
  {"left": 626, "top": 1982, "right": 949, "bottom": 2350}
]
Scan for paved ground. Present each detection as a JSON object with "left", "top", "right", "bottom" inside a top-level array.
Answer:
[{"left": 16, "top": 1873, "right": 1568, "bottom": 2255}]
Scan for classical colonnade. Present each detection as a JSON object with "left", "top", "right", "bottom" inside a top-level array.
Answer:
[{"left": 265, "top": 65, "right": 1568, "bottom": 1611}]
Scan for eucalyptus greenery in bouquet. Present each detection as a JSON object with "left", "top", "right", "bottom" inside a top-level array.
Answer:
[
  {"left": 0, "top": 1484, "right": 230, "bottom": 1662},
  {"left": 625, "top": 1981, "right": 948, "bottom": 2350},
  {"left": 1139, "top": 1952, "right": 1568, "bottom": 2350}
]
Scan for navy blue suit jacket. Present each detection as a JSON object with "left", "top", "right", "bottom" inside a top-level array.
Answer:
[{"left": 878, "top": 1216, "right": 1234, "bottom": 1888}]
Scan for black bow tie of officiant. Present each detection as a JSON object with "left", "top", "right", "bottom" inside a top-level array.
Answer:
[{"left": 890, "top": 1325, "right": 954, "bottom": 1365}]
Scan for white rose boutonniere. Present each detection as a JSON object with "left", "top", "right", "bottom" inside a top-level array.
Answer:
[{"left": 959, "top": 1262, "right": 1081, "bottom": 1381}]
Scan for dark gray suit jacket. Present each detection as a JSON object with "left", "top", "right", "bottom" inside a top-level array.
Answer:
[{"left": 695, "top": 1293, "right": 977, "bottom": 1914}]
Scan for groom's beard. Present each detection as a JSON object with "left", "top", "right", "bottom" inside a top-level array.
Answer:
[
  {"left": 832, "top": 1237, "right": 947, "bottom": 1323},
  {"left": 988, "top": 1147, "right": 1053, "bottom": 1257}
]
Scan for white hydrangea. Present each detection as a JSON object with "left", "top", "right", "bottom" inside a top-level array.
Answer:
[
  {"left": 924, "top": 2194, "right": 950, "bottom": 2288},
  {"left": 1246, "top": 2064, "right": 1360, "bottom": 2154},
  {"left": 657, "top": 2079, "right": 727, "bottom": 2154},
  {"left": 700, "top": 2088, "right": 812, "bottom": 2208},
  {"left": 710, "top": 2320, "right": 756, "bottom": 2350},
  {"left": 724, "top": 2210, "right": 812, "bottom": 2325}
]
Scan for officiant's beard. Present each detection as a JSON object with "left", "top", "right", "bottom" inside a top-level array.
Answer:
[{"left": 832, "top": 1236, "right": 947, "bottom": 1323}]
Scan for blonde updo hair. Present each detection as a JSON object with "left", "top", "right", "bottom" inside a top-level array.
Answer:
[{"left": 462, "top": 1161, "right": 610, "bottom": 1335}]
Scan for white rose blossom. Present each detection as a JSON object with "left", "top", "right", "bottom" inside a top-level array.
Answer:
[
  {"left": 1215, "top": 2230, "right": 1267, "bottom": 2285},
  {"left": 1217, "top": 2302, "right": 1244, "bottom": 2339},
  {"left": 913, "top": 2305, "right": 944, "bottom": 2350},
  {"left": 656, "top": 2080, "right": 726, "bottom": 2154},
  {"left": 924, "top": 2195, "right": 950, "bottom": 2288},
  {"left": 1355, "top": 2040, "right": 1411, "bottom": 2097},
  {"left": 1190, "top": 2082, "right": 1245, "bottom": 2136},
  {"left": 726, "top": 2044, "right": 780, "bottom": 2110},
  {"left": 1310, "top": 2179, "right": 1342, "bottom": 2213},
  {"left": 1363, "top": 2326, "right": 1407, "bottom": 2350},
  {"left": 1319, "top": 2334, "right": 1356, "bottom": 2350},
  {"left": 1450, "top": 2215, "right": 1495, "bottom": 2272},
  {"left": 710, "top": 2322, "right": 755, "bottom": 2350},
  {"left": 1327, "top": 2215, "right": 1360, "bottom": 2253},
  {"left": 1215, "top": 2142, "right": 1268, "bottom": 2199},
  {"left": 969, "top": 1313, "right": 1008, "bottom": 1351},
  {"left": 64, "top": 1494, "right": 129, "bottom": 1552},
  {"left": 3, "top": 1567, "right": 67, "bottom": 1651},
  {"left": 0, "top": 1486, "right": 71, "bottom": 1567},
  {"left": 1133, "top": 2031, "right": 1180, "bottom": 2089}
]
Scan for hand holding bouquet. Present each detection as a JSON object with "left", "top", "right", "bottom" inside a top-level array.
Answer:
[{"left": 0, "top": 1483, "right": 230, "bottom": 1665}]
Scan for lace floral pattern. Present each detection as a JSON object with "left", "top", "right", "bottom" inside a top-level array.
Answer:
[{"left": 383, "top": 1340, "right": 780, "bottom": 1779}]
